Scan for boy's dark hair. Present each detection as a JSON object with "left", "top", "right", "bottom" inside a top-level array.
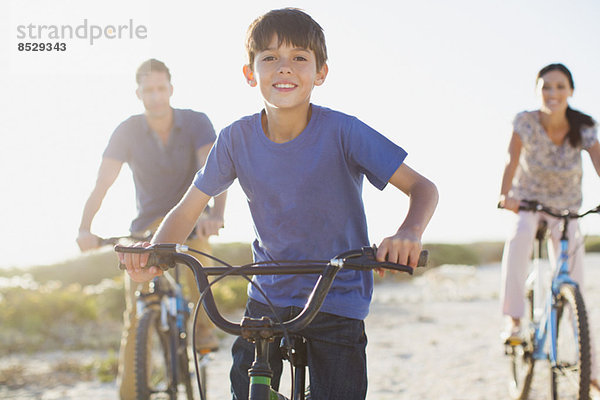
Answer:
[
  {"left": 537, "top": 63, "right": 595, "bottom": 148},
  {"left": 245, "top": 8, "right": 328, "bottom": 71},
  {"left": 136, "top": 59, "right": 171, "bottom": 85}
]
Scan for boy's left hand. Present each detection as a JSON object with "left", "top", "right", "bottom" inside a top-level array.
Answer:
[{"left": 375, "top": 230, "right": 422, "bottom": 276}]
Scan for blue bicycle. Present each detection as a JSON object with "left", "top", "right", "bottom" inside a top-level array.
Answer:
[{"left": 505, "top": 200, "right": 600, "bottom": 400}]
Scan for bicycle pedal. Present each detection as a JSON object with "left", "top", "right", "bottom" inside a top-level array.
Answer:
[
  {"left": 197, "top": 347, "right": 218, "bottom": 356},
  {"left": 504, "top": 337, "right": 524, "bottom": 346}
]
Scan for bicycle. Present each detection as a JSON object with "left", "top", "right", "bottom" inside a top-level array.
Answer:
[
  {"left": 115, "top": 243, "right": 427, "bottom": 400},
  {"left": 105, "top": 235, "right": 208, "bottom": 400},
  {"left": 503, "top": 200, "right": 600, "bottom": 400}
]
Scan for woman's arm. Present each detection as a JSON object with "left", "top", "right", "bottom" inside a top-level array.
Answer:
[
  {"left": 585, "top": 140, "right": 600, "bottom": 177},
  {"left": 499, "top": 131, "right": 522, "bottom": 213}
]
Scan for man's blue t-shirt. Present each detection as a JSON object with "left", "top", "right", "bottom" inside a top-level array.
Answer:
[
  {"left": 194, "top": 105, "right": 407, "bottom": 320},
  {"left": 104, "top": 109, "right": 216, "bottom": 232}
]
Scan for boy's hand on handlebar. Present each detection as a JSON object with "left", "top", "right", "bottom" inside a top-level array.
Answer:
[
  {"left": 116, "top": 241, "right": 163, "bottom": 282},
  {"left": 376, "top": 231, "right": 422, "bottom": 276}
]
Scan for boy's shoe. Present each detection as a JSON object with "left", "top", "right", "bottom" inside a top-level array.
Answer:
[{"left": 195, "top": 328, "right": 220, "bottom": 354}]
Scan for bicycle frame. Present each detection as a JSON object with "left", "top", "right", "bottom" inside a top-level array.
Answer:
[
  {"left": 530, "top": 223, "right": 579, "bottom": 365},
  {"left": 136, "top": 270, "right": 189, "bottom": 338}
]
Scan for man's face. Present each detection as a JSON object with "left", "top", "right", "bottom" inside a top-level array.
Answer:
[{"left": 136, "top": 71, "right": 173, "bottom": 118}]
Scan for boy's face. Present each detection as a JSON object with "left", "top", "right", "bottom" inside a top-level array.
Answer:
[
  {"left": 136, "top": 71, "right": 173, "bottom": 118},
  {"left": 244, "top": 35, "right": 328, "bottom": 111}
]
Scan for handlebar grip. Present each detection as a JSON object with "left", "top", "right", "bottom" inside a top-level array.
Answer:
[
  {"left": 376, "top": 250, "right": 427, "bottom": 273},
  {"left": 117, "top": 254, "right": 171, "bottom": 271},
  {"left": 114, "top": 245, "right": 175, "bottom": 271},
  {"left": 114, "top": 245, "right": 148, "bottom": 253}
]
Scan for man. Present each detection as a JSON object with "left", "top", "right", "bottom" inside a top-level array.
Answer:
[{"left": 77, "top": 59, "right": 226, "bottom": 400}]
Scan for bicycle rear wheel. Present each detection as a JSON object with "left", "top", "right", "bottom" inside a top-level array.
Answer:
[
  {"left": 135, "top": 308, "right": 183, "bottom": 400},
  {"left": 550, "top": 283, "right": 591, "bottom": 400},
  {"left": 507, "top": 289, "right": 535, "bottom": 400}
]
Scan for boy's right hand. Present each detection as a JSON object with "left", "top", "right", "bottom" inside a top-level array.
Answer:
[{"left": 117, "top": 242, "right": 163, "bottom": 282}]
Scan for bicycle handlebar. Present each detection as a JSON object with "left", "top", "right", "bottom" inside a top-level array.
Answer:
[
  {"left": 114, "top": 244, "right": 427, "bottom": 337},
  {"left": 499, "top": 200, "right": 600, "bottom": 219}
]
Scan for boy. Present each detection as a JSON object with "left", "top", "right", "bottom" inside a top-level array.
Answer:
[{"left": 122, "top": 8, "right": 438, "bottom": 400}]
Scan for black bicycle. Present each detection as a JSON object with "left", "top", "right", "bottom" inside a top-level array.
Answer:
[
  {"left": 105, "top": 235, "right": 208, "bottom": 400},
  {"left": 115, "top": 243, "right": 427, "bottom": 400}
]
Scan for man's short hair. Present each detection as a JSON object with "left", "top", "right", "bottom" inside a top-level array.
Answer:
[
  {"left": 245, "top": 8, "right": 328, "bottom": 71},
  {"left": 136, "top": 59, "right": 171, "bottom": 85}
]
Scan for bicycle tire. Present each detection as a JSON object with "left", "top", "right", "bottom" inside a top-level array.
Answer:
[
  {"left": 507, "top": 289, "right": 535, "bottom": 400},
  {"left": 175, "top": 339, "right": 195, "bottom": 400},
  {"left": 135, "top": 308, "right": 178, "bottom": 400},
  {"left": 550, "top": 284, "right": 591, "bottom": 400}
]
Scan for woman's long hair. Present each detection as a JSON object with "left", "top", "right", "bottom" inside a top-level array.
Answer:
[{"left": 537, "top": 63, "right": 595, "bottom": 147}]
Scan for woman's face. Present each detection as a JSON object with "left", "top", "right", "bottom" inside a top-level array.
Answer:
[{"left": 536, "top": 70, "right": 573, "bottom": 114}]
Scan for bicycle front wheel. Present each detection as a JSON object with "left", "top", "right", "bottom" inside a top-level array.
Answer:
[
  {"left": 550, "top": 283, "right": 591, "bottom": 400},
  {"left": 135, "top": 308, "right": 179, "bottom": 400},
  {"left": 194, "top": 352, "right": 209, "bottom": 400},
  {"left": 507, "top": 289, "right": 535, "bottom": 400},
  {"left": 176, "top": 339, "right": 194, "bottom": 400}
]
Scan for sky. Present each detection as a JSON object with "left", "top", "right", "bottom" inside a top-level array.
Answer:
[{"left": 1, "top": 0, "right": 600, "bottom": 268}]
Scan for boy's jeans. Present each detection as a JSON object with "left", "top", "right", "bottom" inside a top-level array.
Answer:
[{"left": 230, "top": 298, "right": 368, "bottom": 400}]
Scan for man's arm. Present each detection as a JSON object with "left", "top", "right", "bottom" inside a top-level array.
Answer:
[
  {"left": 195, "top": 143, "right": 227, "bottom": 238},
  {"left": 121, "top": 185, "right": 212, "bottom": 282},
  {"left": 376, "top": 163, "right": 438, "bottom": 268},
  {"left": 77, "top": 158, "right": 123, "bottom": 251}
]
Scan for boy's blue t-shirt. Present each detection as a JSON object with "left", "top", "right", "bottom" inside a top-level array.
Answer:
[{"left": 194, "top": 105, "right": 407, "bottom": 320}]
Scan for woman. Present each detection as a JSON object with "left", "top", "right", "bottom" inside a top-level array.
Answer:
[{"left": 499, "top": 63, "right": 600, "bottom": 389}]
